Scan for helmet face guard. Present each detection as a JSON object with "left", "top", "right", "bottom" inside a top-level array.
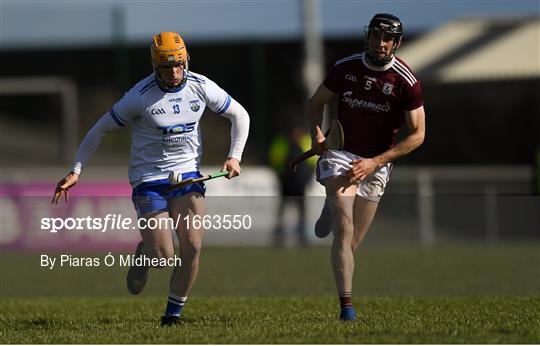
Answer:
[
  {"left": 364, "top": 13, "right": 403, "bottom": 66},
  {"left": 150, "top": 32, "right": 189, "bottom": 90}
]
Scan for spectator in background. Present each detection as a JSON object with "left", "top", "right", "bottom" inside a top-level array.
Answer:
[{"left": 268, "top": 125, "right": 316, "bottom": 247}]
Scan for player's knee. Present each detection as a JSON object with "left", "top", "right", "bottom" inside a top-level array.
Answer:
[
  {"left": 338, "top": 217, "right": 354, "bottom": 231},
  {"left": 146, "top": 246, "right": 174, "bottom": 268},
  {"left": 332, "top": 216, "right": 354, "bottom": 240},
  {"left": 333, "top": 232, "right": 353, "bottom": 249},
  {"left": 159, "top": 246, "right": 175, "bottom": 261},
  {"left": 182, "top": 240, "right": 202, "bottom": 260},
  {"left": 144, "top": 245, "right": 160, "bottom": 259}
]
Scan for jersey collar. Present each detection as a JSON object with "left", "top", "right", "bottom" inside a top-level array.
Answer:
[{"left": 155, "top": 76, "right": 187, "bottom": 93}]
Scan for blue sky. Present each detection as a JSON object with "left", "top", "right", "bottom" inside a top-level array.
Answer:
[{"left": 1, "top": 0, "right": 539, "bottom": 48}]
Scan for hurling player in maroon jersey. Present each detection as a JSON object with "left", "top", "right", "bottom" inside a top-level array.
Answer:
[{"left": 307, "top": 13, "right": 425, "bottom": 321}]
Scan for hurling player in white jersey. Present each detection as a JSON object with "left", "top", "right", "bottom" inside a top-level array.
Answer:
[{"left": 52, "top": 32, "right": 250, "bottom": 326}]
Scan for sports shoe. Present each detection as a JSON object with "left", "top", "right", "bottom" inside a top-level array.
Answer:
[
  {"left": 339, "top": 306, "right": 357, "bottom": 321},
  {"left": 161, "top": 315, "right": 180, "bottom": 326},
  {"left": 314, "top": 199, "right": 332, "bottom": 238},
  {"left": 126, "top": 241, "right": 149, "bottom": 295}
]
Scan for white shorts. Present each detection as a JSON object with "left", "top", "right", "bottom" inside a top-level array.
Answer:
[{"left": 316, "top": 150, "right": 393, "bottom": 203}]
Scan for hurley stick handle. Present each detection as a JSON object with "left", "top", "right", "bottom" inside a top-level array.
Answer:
[{"left": 289, "top": 148, "right": 316, "bottom": 172}]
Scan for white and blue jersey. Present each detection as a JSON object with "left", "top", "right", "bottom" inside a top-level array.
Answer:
[
  {"left": 106, "top": 71, "right": 231, "bottom": 186},
  {"left": 72, "top": 70, "right": 249, "bottom": 215},
  {"left": 72, "top": 69, "right": 249, "bottom": 191}
]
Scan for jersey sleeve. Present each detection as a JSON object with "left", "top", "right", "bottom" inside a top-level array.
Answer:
[
  {"left": 109, "top": 85, "right": 142, "bottom": 127},
  {"left": 204, "top": 78, "right": 232, "bottom": 114},
  {"left": 71, "top": 112, "right": 123, "bottom": 174},
  {"left": 401, "top": 80, "right": 424, "bottom": 111},
  {"left": 323, "top": 62, "right": 345, "bottom": 93}
]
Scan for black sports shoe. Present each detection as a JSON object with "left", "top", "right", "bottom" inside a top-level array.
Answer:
[
  {"left": 314, "top": 199, "right": 332, "bottom": 238},
  {"left": 126, "top": 241, "right": 149, "bottom": 295},
  {"left": 161, "top": 315, "right": 180, "bottom": 326}
]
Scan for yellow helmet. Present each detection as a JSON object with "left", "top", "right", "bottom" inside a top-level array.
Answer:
[{"left": 150, "top": 32, "right": 189, "bottom": 67}]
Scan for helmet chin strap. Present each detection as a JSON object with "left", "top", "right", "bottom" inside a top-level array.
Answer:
[
  {"left": 154, "top": 62, "right": 189, "bottom": 92},
  {"left": 365, "top": 39, "right": 399, "bottom": 66},
  {"left": 155, "top": 73, "right": 186, "bottom": 92},
  {"left": 366, "top": 52, "right": 390, "bottom": 66},
  {"left": 366, "top": 50, "right": 394, "bottom": 66}
]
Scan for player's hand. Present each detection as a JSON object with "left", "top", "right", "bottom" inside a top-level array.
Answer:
[
  {"left": 347, "top": 158, "right": 378, "bottom": 183},
  {"left": 52, "top": 172, "right": 79, "bottom": 204},
  {"left": 311, "top": 125, "right": 326, "bottom": 155},
  {"left": 221, "top": 157, "right": 241, "bottom": 179}
]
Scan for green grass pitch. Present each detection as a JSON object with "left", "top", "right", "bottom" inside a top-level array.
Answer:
[{"left": 1, "top": 244, "right": 539, "bottom": 343}]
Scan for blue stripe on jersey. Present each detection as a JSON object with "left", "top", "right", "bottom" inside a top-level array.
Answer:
[
  {"left": 217, "top": 95, "right": 232, "bottom": 114},
  {"left": 186, "top": 77, "right": 206, "bottom": 84},
  {"left": 110, "top": 108, "right": 126, "bottom": 127},
  {"left": 140, "top": 81, "right": 157, "bottom": 95},
  {"left": 139, "top": 80, "right": 156, "bottom": 94},
  {"left": 113, "top": 107, "right": 129, "bottom": 123},
  {"left": 186, "top": 73, "right": 206, "bottom": 84}
]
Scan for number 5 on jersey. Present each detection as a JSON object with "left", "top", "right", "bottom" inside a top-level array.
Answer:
[{"left": 364, "top": 79, "right": 372, "bottom": 90}]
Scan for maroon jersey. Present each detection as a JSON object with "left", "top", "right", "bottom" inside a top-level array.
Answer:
[{"left": 324, "top": 53, "right": 423, "bottom": 158}]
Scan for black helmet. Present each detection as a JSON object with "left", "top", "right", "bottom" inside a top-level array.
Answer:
[{"left": 364, "top": 13, "right": 403, "bottom": 65}]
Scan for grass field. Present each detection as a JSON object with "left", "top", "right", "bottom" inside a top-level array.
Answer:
[{"left": 1, "top": 244, "right": 539, "bottom": 343}]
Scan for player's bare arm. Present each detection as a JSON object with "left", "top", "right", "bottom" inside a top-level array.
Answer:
[
  {"left": 348, "top": 106, "right": 425, "bottom": 182},
  {"left": 307, "top": 83, "right": 336, "bottom": 154}
]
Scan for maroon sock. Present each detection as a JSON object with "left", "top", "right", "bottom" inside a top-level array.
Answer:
[{"left": 339, "top": 292, "right": 352, "bottom": 309}]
